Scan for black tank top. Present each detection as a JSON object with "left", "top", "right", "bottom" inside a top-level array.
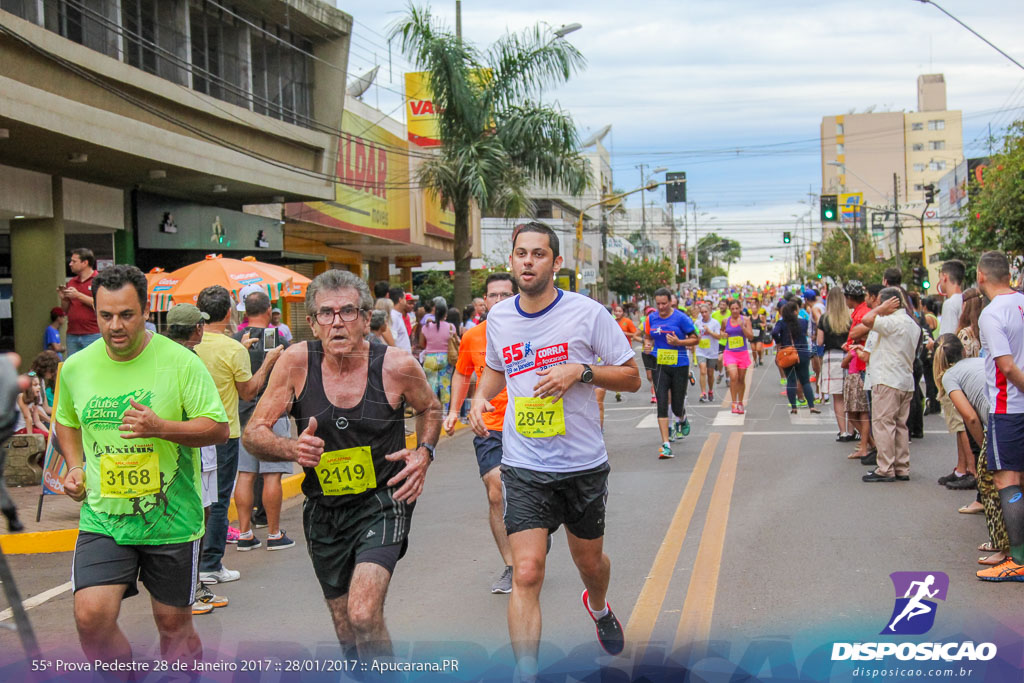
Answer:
[{"left": 291, "top": 340, "right": 405, "bottom": 506}]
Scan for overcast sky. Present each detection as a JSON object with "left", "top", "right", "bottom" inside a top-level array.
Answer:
[{"left": 328, "top": 0, "right": 1024, "bottom": 284}]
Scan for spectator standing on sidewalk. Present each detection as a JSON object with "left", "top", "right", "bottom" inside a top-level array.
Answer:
[
  {"left": 195, "top": 286, "right": 282, "bottom": 585},
  {"left": 233, "top": 290, "right": 294, "bottom": 552},
  {"left": 856, "top": 289, "right": 921, "bottom": 483},
  {"left": 45, "top": 307, "right": 66, "bottom": 359},
  {"left": 59, "top": 248, "right": 100, "bottom": 356},
  {"left": 974, "top": 251, "right": 1024, "bottom": 582}
]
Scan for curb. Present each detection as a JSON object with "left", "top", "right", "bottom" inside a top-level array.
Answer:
[{"left": 0, "top": 423, "right": 467, "bottom": 554}]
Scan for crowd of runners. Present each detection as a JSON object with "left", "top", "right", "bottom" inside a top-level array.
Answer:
[{"left": 33, "top": 213, "right": 1024, "bottom": 679}]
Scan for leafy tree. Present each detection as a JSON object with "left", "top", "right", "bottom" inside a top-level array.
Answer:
[
  {"left": 607, "top": 257, "right": 675, "bottom": 299},
  {"left": 415, "top": 270, "right": 454, "bottom": 305},
  {"left": 966, "top": 121, "right": 1024, "bottom": 255},
  {"left": 814, "top": 229, "right": 893, "bottom": 284},
  {"left": 392, "top": 6, "right": 591, "bottom": 308}
]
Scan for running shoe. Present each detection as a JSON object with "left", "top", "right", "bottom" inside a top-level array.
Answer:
[
  {"left": 658, "top": 443, "right": 673, "bottom": 459},
  {"left": 946, "top": 474, "right": 977, "bottom": 490},
  {"left": 196, "top": 583, "right": 229, "bottom": 609},
  {"left": 689, "top": 373, "right": 696, "bottom": 385},
  {"left": 862, "top": 471, "right": 896, "bottom": 483},
  {"left": 680, "top": 419, "right": 691, "bottom": 436},
  {"left": 822, "top": 395, "right": 830, "bottom": 404},
  {"left": 708, "top": 390, "right": 714, "bottom": 401},
  {"left": 226, "top": 526, "right": 241, "bottom": 544},
  {"left": 192, "top": 600, "right": 214, "bottom": 616},
  {"left": 937, "top": 471, "right": 961, "bottom": 485},
  {"left": 266, "top": 531, "right": 295, "bottom": 551},
  {"left": 717, "top": 374, "right": 724, "bottom": 386},
  {"left": 199, "top": 567, "right": 240, "bottom": 585},
  {"left": 650, "top": 394, "right": 657, "bottom": 404},
  {"left": 491, "top": 566, "right": 513, "bottom": 594},
  {"left": 581, "top": 590, "right": 625, "bottom": 656},
  {"left": 236, "top": 534, "right": 261, "bottom": 551},
  {"left": 977, "top": 558, "right": 1024, "bottom": 582},
  {"left": 796, "top": 398, "right": 808, "bottom": 407},
  {"left": 736, "top": 404, "right": 745, "bottom": 415},
  {"left": 780, "top": 378, "right": 787, "bottom": 386},
  {"left": 668, "top": 426, "right": 678, "bottom": 442},
  {"left": 724, "top": 376, "right": 730, "bottom": 387},
  {"left": 699, "top": 393, "right": 707, "bottom": 403}
]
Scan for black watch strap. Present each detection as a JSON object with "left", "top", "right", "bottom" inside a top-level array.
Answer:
[{"left": 417, "top": 442, "right": 436, "bottom": 461}]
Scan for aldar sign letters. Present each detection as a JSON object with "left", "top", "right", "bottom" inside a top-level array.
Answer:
[{"left": 291, "top": 108, "right": 411, "bottom": 242}]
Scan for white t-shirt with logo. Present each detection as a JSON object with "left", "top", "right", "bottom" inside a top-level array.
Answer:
[
  {"left": 485, "top": 289, "right": 635, "bottom": 473},
  {"left": 695, "top": 318, "right": 721, "bottom": 359},
  {"left": 978, "top": 291, "right": 1024, "bottom": 415}
]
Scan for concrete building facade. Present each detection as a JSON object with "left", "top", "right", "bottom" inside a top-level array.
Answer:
[
  {"left": 0, "top": 0, "right": 352, "bottom": 362},
  {"left": 819, "top": 74, "right": 963, "bottom": 277}
]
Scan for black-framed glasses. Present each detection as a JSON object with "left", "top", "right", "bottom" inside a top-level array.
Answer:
[{"left": 315, "top": 306, "right": 365, "bottom": 325}]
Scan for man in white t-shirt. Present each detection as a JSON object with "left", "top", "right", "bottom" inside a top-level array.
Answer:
[
  {"left": 387, "top": 286, "right": 412, "bottom": 352},
  {"left": 694, "top": 304, "right": 722, "bottom": 402},
  {"left": 469, "top": 222, "right": 640, "bottom": 673},
  {"left": 974, "top": 251, "right": 1024, "bottom": 582},
  {"left": 937, "top": 260, "right": 965, "bottom": 336}
]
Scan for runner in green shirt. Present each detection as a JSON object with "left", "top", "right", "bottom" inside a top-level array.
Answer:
[{"left": 55, "top": 265, "right": 228, "bottom": 665}]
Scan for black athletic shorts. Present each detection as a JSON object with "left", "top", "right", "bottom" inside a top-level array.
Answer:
[
  {"left": 501, "top": 462, "right": 610, "bottom": 540},
  {"left": 473, "top": 430, "right": 503, "bottom": 477},
  {"left": 642, "top": 352, "right": 656, "bottom": 371},
  {"left": 302, "top": 488, "right": 414, "bottom": 600},
  {"left": 72, "top": 531, "right": 200, "bottom": 607}
]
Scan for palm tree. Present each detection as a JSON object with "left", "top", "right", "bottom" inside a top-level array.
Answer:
[{"left": 391, "top": 5, "right": 591, "bottom": 307}]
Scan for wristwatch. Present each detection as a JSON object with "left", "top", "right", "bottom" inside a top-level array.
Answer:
[
  {"left": 580, "top": 364, "right": 594, "bottom": 384},
  {"left": 417, "top": 442, "right": 436, "bottom": 461}
]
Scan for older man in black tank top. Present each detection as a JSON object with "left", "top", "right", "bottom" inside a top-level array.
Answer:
[{"left": 242, "top": 270, "right": 441, "bottom": 659}]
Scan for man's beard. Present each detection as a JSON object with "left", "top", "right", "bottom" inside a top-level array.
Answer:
[{"left": 514, "top": 271, "right": 551, "bottom": 296}]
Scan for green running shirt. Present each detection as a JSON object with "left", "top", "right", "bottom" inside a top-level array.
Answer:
[{"left": 55, "top": 333, "right": 227, "bottom": 545}]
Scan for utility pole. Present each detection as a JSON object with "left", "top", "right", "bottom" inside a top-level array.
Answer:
[
  {"left": 893, "top": 172, "right": 902, "bottom": 270},
  {"left": 637, "top": 165, "right": 648, "bottom": 261},
  {"left": 600, "top": 207, "right": 609, "bottom": 304},
  {"left": 668, "top": 202, "right": 676, "bottom": 289},
  {"left": 455, "top": 0, "right": 462, "bottom": 41}
]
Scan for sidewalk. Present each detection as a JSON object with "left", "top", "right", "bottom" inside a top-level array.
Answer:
[{"left": 0, "top": 423, "right": 461, "bottom": 554}]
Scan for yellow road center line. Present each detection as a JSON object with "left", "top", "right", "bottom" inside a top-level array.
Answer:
[
  {"left": 624, "top": 432, "right": 720, "bottom": 654},
  {"left": 674, "top": 431, "right": 741, "bottom": 654}
]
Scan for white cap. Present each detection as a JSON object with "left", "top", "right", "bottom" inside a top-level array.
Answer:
[{"left": 236, "top": 283, "right": 265, "bottom": 311}]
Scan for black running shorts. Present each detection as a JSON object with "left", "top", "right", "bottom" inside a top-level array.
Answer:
[
  {"left": 72, "top": 531, "right": 200, "bottom": 607},
  {"left": 302, "top": 488, "right": 414, "bottom": 599},
  {"left": 642, "top": 352, "right": 656, "bottom": 371},
  {"left": 473, "top": 430, "right": 504, "bottom": 477},
  {"left": 500, "top": 462, "right": 610, "bottom": 540}
]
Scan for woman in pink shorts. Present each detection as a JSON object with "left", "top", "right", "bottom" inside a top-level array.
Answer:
[{"left": 723, "top": 299, "right": 754, "bottom": 413}]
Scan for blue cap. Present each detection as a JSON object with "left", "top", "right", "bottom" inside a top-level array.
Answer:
[{"left": 802, "top": 288, "right": 818, "bottom": 300}]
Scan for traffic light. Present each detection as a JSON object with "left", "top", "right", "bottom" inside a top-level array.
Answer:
[
  {"left": 820, "top": 194, "right": 838, "bottom": 222},
  {"left": 783, "top": 231, "right": 792, "bottom": 244},
  {"left": 924, "top": 184, "right": 936, "bottom": 205},
  {"left": 665, "top": 172, "right": 687, "bottom": 203},
  {"left": 912, "top": 265, "right": 930, "bottom": 289}
]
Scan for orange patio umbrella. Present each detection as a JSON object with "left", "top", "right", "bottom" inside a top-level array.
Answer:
[
  {"left": 146, "top": 254, "right": 294, "bottom": 310},
  {"left": 239, "top": 256, "right": 310, "bottom": 301}
]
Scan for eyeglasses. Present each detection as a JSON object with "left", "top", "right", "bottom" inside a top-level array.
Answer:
[
  {"left": 315, "top": 306, "right": 365, "bottom": 325},
  {"left": 486, "top": 292, "right": 516, "bottom": 300}
]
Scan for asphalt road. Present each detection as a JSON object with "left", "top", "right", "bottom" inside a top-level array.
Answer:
[{"left": 1, "top": 357, "right": 1016, "bottom": 680}]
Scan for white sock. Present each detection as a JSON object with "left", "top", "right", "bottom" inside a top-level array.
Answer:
[
  {"left": 239, "top": 530, "right": 253, "bottom": 539},
  {"left": 954, "top": 470, "right": 965, "bottom": 477},
  {"left": 589, "top": 600, "right": 609, "bottom": 619}
]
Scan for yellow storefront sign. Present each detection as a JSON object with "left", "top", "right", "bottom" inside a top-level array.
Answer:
[{"left": 294, "top": 109, "right": 411, "bottom": 241}]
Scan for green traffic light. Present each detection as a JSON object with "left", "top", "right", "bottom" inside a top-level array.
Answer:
[
  {"left": 922, "top": 280, "right": 930, "bottom": 290},
  {"left": 823, "top": 209, "right": 834, "bottom": 219},
  {"left": 817, "top": 273, "right": 822, "bottom": 279}
]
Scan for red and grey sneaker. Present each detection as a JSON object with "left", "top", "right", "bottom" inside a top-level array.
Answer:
[{"left": 581, "top": 589, "right": 624, "bottom": 655}]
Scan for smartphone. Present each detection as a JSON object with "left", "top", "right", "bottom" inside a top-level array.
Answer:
[{"left": 262, "top": 327, "right": 277, "bottom": 351}]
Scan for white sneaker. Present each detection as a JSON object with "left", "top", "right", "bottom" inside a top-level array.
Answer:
[{"left": 199, "top": 566, "right": 240, "bottom": 585}]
